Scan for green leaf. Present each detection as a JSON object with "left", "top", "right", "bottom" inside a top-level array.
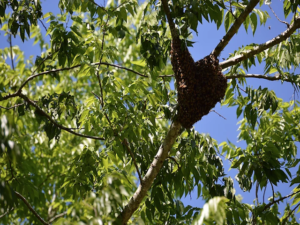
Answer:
[
  {"left": 132, "top": 59, "right": 147, "bottom": 67},
  {"left": 250, "top": 13, "right": 257, "bottom": 36},
  {"left": 192, "top": 197, "right": 229, "bottom": 225}
]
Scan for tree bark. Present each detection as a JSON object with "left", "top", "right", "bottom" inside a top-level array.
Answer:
[{"left": 119, "top": 121, "right": 182, "bottom": 224}]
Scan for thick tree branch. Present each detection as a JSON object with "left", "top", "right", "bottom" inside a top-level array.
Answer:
[
  {"left": 18, "top": 93, "right": 105, "bottom": 140},
  {"left": 220, "top": 17, "right": 300, "bottom": 69},
  {"left": 212, "top": 0, "right": 260, "bottom": 57},
  {"left": 15, "top": 191, "right": 49, "bottom": 225},
  {"left": 119, "top": 121, "right": 182, "bottom": 224},
  {"left": 161, "top": 0, "right": 179, "bottom": 41}
]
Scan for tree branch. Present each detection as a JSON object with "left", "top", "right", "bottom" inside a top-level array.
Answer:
[
  {"left": 1, "top": 62, "right": 173, "bottom": 102},
  {"left": 0, "top": 103, "right": 25, "bottom": 110},
  {"left": 0, "top": 207, "right": 14, "bottom": 219},
  {"left": 48, "top": 211, "right": 67, "bottom": 223},
  {"left": 15, "top": 191, "right": 49, "bottom": 225},
  {"left": 212, "top": 0, "right": 260, "bottom": 57},
  {"left": 226, "top": 73, "right": 300, "bottom": 83},
  {"left": 282, "top": 202, "right": 300, "bottom": 225},
  {"left": 220, "top": 17, "right": 300, "bottom": 69},
  {"left": 167, "top": 156, "right": 180, "bottom": 168},
  {"left": 161, "top": 0, "right": 179, "bottom": 41},
  {"left": 210, "top": 110, "right": 227, "bottom": 120},
  {"left": 119, "top": 121, "right": 182, "bottom": 224},
  {"left": 123, "top": 139, "right": 143, "bottom": 184},
  {"left": 18, "top": 93, "right": 105, "bottom": 140},
  {"left": 87, "top": 0, "right": 107, "bottom": 12},
  {"left": 263, "top": 190, "right": 300, "bottom": 211},
  {"left": 268, "top": 4, "right": 289, "bottom": 28},
  {"left": 8, "top": 34, "right": 15, "bottom": 70}
]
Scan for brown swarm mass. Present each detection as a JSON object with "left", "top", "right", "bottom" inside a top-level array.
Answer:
[{"left": 170, "top": 38, "right": 227, "bottom": 129}]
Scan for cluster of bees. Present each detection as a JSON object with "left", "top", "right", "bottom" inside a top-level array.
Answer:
[{"left": 170, "top": 37, "right": 227, "bottom": 129}]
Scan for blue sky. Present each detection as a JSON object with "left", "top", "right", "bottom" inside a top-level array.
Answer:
[{"left": 0, "top": 0, "right": 299, "bottom": 221}]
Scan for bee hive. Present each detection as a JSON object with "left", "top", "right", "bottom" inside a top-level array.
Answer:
[{"left": 170, "top": 38, "right": 227, "bottom": 129}]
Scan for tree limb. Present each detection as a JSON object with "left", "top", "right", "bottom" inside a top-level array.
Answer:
[
  {"left": 226, "top": 73, "right": 300, "bottom": 83},
  {"left": 123, "top": 139, "right": 143, "bottom": 184},
  {"left": 282, "top": 202, "right": 300, "bottom": 225},
  {"left": 119, "top": 121, "right": 182, "bottom": 224},
  {"left": 263, "top": 190, "right": 300, "bottom": 211},
  {"left": 268, "top": 4, "right": 289, "bottom": 28},
  {"left": 220, "top": 17, "right": 300, "bottom": 69},
  {"left": 15, "top": 191, "right": 49, "bottom": 225},
  {"left": 0, "top": 62, "right": 173, "bottom": 102},
  {"left": 0, "top": 103, "right": 25, "bottom": 110},
  {"left": 48, "top": 211, "right": 67, "bottom": 223},
  {"left": 8, "top": 34, "right": 15, "bottom": 70},
  {"left": 212, "top": 0, "right": 260, "bottom": 57},
  {"left": 161, "top": 0, "right": 179, "bottom": 41},
  {"left": 18, "top": 93, "right": 105, "bottom": 140},
  {"left": 226, "top": 73, "right": 282, "bottom": 81},
  {"left": 0, "top": 207, "right": 14, "bottom": 219}
]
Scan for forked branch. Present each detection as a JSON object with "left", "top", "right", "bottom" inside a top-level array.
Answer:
[
  {"left": 212, "top": 0, "right": 260, "bottom": 57},
  {"left": 220, "top": 17, "right": 300, "bottom": 69}
]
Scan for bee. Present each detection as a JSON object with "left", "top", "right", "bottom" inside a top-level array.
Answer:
[{"left": 178, "top": 79, "right": 187, "bottom": 88}]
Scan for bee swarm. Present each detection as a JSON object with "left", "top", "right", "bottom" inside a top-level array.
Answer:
[{"left": 170, "top": 38, "right": 227, "bottom": 129}]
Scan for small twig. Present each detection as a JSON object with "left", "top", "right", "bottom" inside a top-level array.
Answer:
[
  {"left": 210, "top": 110, "right": 227, "bottom": 120},
  {"left": 88, "top": 0, "right": 107, "bottom": 12},
  {"left": 0, "top": 207, "right": 14, "bottom": 219},
  {"left": 48, "top": 211, "right": 67, "bottom": 223},
  {"left": 8, "top": 34, "right": 15, "bottom": 70},
  {"left": 255, "top": 181, "right": 259, "bottom": 205},
  {"left": 38, "top": 19, "right": 52, "bottom": 38},
  {"left": 0, "top": 103, "right": 25, "bottom": 110},
  {"left": 96, "top": 17, "right": 108, "bottom": 109},
  {"left": 229, "top": 0, "right": 237, "bottom": 20},
  {"left": 270, "top": 182, "right": 275, "bottom": 203},
  {"left": 263, "top": 184, "right": 267, "bottom": 204},
  {"left": 237, "top": 86, "right": 246, "bottom": 93},
  {"left": 15, "top": 191, "right": 49, "bottom": 225},
  {"left": 123, "top": 139, "right": 143, "bottom": 184},
  {"left": 32, "top": 55, "right": 50, "bottom": 75},
  {"left": 113, "top": 1, "right": 131, "bottom": 12},
  {"left": 282, "top": 202, "right": 300, "bottom": 225},
  {"left": 268, "top": 5, "right": 289, "bottom": 28},
  {"left": 167, "top": 156, "right": 180, "bottom": 168},
  {"left": 38, "top": 173, "right": 54, "bottom": 188},
  {"left": 92, "top": 91, "right": 101, "bottom": 101}
]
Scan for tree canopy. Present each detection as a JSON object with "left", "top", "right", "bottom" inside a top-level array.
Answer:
[{"left": 1, "top": 0, "right": 300, "bottom": 224}]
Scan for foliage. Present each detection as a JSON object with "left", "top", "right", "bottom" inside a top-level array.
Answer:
[{"left": 0, "top": 0, "right": 300, "bottom": 224}]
